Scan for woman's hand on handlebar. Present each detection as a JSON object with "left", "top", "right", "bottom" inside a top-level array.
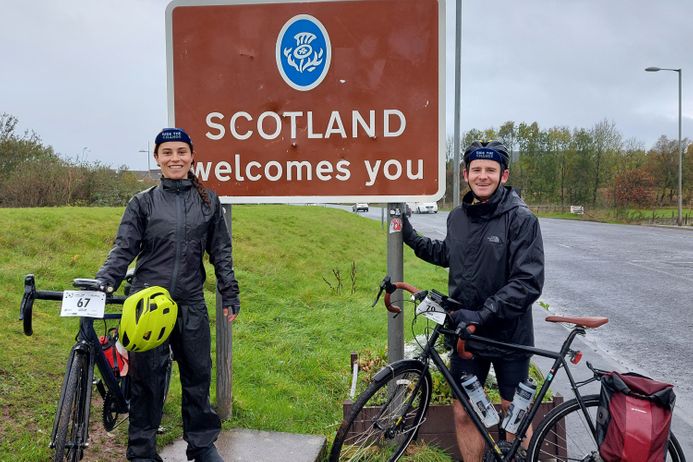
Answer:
[{"left": 98, "top": 280, "right": 115, "bottom": 294}]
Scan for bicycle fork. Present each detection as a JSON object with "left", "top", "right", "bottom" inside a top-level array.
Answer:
[{"left": 51, "top": 342, "right": 94, "bottom": 452}]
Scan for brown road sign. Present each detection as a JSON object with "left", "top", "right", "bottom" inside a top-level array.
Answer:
[{"left": 166, "top": 0, "right": 445, "bottom": 203}]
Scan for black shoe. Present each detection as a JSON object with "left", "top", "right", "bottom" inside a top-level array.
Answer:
[
  {"left": 194, "top": 445, "right": 224, "bottom": 462},
  {"left": 129, "top": 456, "right": 163, "bottom": 462}
]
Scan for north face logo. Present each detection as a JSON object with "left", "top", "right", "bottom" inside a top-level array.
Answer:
[{"left": 487, "top": 235, "right": 500, "bottom": 244}]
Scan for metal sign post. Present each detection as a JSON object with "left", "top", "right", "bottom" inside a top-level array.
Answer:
[
  {"left": 387, "top": 203, "right": 404, "bottom": 363},
  {"left": 215, "top": 204, "right": 233, "bottom": 418}
]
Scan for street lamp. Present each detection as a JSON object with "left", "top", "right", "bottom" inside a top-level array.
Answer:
[
  {"left": 645, "top": 66, "right": 683, "bottom": 226},
  {"left": 139, "top": 142, "right": 151, "bottom": 178}
]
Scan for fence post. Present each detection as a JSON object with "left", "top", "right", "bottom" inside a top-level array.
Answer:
[{"left": 216, "top": 204, "right": 233, "bottom": 419}]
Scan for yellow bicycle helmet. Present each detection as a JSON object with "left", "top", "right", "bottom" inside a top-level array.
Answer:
[{"left": 120, "top": 286, "right": 178, "bottom": 352}]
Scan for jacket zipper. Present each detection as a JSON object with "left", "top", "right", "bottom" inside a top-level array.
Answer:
[{"left": 169, "top": 187, "right": 185, "bottom": 296}]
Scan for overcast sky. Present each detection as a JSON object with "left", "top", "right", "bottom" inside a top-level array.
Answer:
[{"left": 1, "top": 0, "right": 691, "bottom": 170}]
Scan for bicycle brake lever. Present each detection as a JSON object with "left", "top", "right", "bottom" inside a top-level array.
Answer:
[
  {"left": 20, "top": 274, "right": 36, "bottom": 336},
  {"left": 372, "top": 285, "right": 385, "bottom": 308},
  {"left": 372, "top": 276, "right": 396, "bottom": 307}
]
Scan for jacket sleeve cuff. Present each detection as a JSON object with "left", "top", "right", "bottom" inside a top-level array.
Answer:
[{"left": 478, "top": 306, "right": 495, "bottom": 325}]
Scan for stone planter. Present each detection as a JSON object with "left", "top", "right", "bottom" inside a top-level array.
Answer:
[{"left": 342, "top": 396, "right": 564, "bottom": 460}]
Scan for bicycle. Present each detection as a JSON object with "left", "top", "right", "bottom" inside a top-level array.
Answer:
[
  {"left": 19, "top": 274, "right": 172, "bottom": 462},
  {"left": 330, "top": 277, "right": 686, "bottom": 462}
]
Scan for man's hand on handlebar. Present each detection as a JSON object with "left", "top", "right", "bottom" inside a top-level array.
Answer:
[
  {"left": 451, "top": 310, "right": 486, "bottom": 360},
  {"left": 451, "top": 308, "right": 485, "bottom": 328}
]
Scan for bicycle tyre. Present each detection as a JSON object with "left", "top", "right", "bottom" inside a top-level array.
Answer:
[
  {"left": 54, "top": 351, "right": 89, "bottom": 462},
  {"left": 527, "top": 394, "right": 685, "bottom": 461},
  {"left": 330, "top": 360, "right": 432, "bottom": 462},
  {"left": 162, "top": 350, "right": 173, "bottom": 405}
]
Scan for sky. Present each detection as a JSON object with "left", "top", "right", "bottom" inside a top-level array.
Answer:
[{"left": 1, "top": 0, "right": 691, "bottom": 171}]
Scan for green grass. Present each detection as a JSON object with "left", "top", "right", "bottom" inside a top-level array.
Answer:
[
  {"left": 535, "top": 205, "right": 693, "bottom": 225},
  {"left": 0, "top": 205, "right": 450, "bottom": 461}
]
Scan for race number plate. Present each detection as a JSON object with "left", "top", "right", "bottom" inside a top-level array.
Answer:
[
  {"left": 61, "top": 290, "right": 106, "bottom": 318},
  {"left": 415, "top": 297, "right": 447, "bottom": 325}
]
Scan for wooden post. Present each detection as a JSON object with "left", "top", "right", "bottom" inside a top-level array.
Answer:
[{"left": 215, "top": 204, "right": 233, "bottom": 419}]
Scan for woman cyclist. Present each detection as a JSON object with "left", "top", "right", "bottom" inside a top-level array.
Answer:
[{"left": 96, "top": 127, "right": 240, "bottom": 462}]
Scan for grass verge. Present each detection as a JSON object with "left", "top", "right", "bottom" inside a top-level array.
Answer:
[{"left": 0, "top": 205, "right": 450, "bottom": 461}]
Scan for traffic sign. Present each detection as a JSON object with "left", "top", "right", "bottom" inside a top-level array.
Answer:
[{"left": 166, "top": 0, "right": 445, "bottom": 203}]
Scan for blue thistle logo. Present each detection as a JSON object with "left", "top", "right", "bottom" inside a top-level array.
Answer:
[{"left": 276, "top": 15, "right": 331, "bottom": 91}]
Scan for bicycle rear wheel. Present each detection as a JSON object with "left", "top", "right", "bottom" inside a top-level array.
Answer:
[
  {"left": 527, "top": 394, "right": 685, "bottom": 461},
  {"left": 54, "top": 351, "right": 89, "bottom": 462},
  {"left": 330, "top": 360, "right": 432, "bottom": 462}
]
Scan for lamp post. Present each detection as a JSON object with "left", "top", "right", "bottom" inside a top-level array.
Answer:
[
  {"left": 645, "top": 66, "right": 683, "bottom": 226},
  {"left": 139, "top": 142, "right": 151, "bottom": 178}
]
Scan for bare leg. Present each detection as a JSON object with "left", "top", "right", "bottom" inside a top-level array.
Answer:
[{"left": 453, "top": 399, "right": 485, "bottom": 462}]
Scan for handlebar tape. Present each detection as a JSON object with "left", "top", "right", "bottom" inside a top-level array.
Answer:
[
  {"left": 456, "top": 324, "right": 477, "bottom": 360},
  {"left": 383, "top": 282, "right": 419, "bottom": 314}
]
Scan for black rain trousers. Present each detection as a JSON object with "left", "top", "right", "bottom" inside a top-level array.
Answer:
[{"left": 126, "top": 303, "right": 221, "bottom": 461}]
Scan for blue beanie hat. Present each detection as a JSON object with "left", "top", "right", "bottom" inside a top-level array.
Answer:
[
  {"left": 154, "top": 128, "right": 193, "bottom": 149},
  {"left": 463, "top": 141, "right": 510, "bottom": 170}
]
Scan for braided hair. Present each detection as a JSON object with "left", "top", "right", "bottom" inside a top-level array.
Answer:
[{"left": 187, "top": 170, "right": 211, "bottom": 207}]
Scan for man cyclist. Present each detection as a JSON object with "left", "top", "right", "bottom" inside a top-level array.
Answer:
[{"left": 402, "top": 140, "right": 544, "bottom": 461}]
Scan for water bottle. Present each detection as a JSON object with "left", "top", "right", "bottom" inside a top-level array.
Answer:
[
  {"left": 501, "top": 378, "right": 537, "bottom": 434},
  {"left": 460, "top": 373, "right": 500, "bottom": 428}
]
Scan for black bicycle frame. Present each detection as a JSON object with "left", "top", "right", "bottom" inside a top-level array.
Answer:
[{"left": 418, "top": 322, "right": 598, "bottom": 462}]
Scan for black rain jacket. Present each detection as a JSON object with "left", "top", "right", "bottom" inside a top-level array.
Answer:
[
  {"left": 403, "top": 185, "right": 544, "bottom": 358},
  {"left": 96, "top": 178, "right": 240, "bottom": 308}
]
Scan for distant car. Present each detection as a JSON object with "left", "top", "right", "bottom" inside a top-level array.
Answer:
[
  {"left": 352, "top": 203, "right": 369, "bottom": 212},
  {"left": 414, "top": 202, "right": 438, "bottom": 214}
]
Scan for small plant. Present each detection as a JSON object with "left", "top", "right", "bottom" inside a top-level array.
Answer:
[
  {"left": 538, "top": 300, "right": 550, "bottom": 311},
  {"left": 350, "top": 261, "right": 357, "bottom": 295},
  {"left": 322, "top": 268, "right": 343, "bottom": 294},
  {"left": 323, "top": 261, "right": 358, "bottom": 295}
]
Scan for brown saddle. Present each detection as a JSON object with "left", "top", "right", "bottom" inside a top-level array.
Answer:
[{"left": 545, "top": 315, "right": 608, "bottom": 329}]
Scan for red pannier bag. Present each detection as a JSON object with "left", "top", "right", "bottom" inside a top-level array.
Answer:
[
  {"left": 99, "top": 328, "right": 129, "bottom": 377},
  {"left": 596, "top": 371, "right": 675, "bottom": 462}
]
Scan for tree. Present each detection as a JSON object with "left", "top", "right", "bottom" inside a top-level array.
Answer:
[
  {"left": 0, "top": 113, "right": 57, "bottom": 178},
  {"left": 590, "top": 119, "right": 622, "bottom": 206},
  {"left": 546, "top": 126, "right": 571, "bottom": 206},
  {"left": 646, "top": 135, "right": 679, "bottom": 205},
  {"left": 498, "top": 121, "right": 517, "bottom": 156},
  {"left": 613, "top": 166, "right": 654, "bottom": 208},
  {"left": 565, "top": 128, "right": 593, "bottom": 205},
  {"left": 515, "top": 122, "right": 542, "bottom": 200},
  {"left": 462, "top": 128, "right": 485, "bottom": 149}
]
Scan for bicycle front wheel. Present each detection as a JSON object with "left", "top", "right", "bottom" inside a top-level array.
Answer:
[
  {"left": 330, "top": 360, "right": 432, "bottom": 462},
  {"left": 54, "top": 351, "right": 89, "bottom": 462},
  {"left": 527, "top": 394, "right": 685, "bottom": 461}
]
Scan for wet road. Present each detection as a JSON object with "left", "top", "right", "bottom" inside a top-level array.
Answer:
[
  {"left": 347, "top": 206, "right": 693, "bottom": 450},
  {"left": 538, "top": 220, "right": 693, "bottom": 407},
  {"left": 538, "top": 218, "right": 693, "bottom": 452}
]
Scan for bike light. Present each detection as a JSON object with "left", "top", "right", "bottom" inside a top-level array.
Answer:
[{"left": 570, "top": 350, "right": 583, "bottom": 365}]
